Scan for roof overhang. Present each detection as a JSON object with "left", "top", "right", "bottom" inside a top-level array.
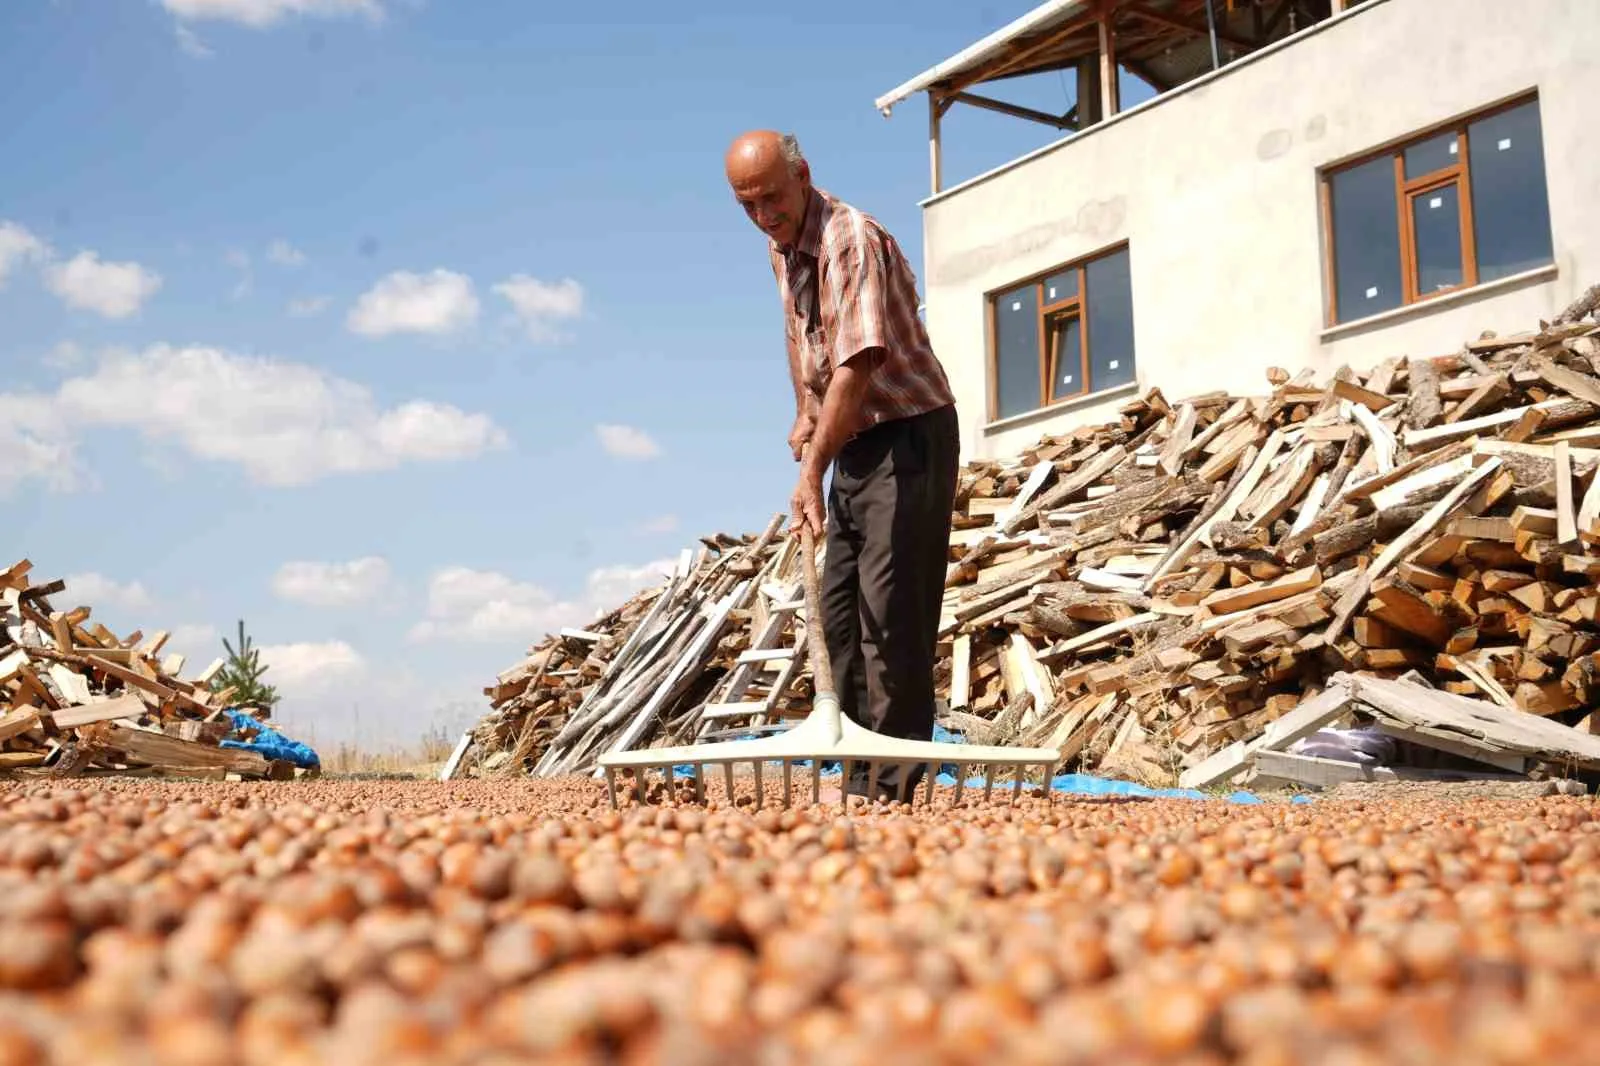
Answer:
[{"left": 874, "top": 0, "right": 1091, "bottom": 116}]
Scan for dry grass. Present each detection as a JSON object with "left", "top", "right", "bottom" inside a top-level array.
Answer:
[{"left": 281, "top": 720, "right": 464, "bottom": 779}]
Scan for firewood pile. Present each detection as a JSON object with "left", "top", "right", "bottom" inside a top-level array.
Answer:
[
  {"left": 469, "top": 283, "right": 1600, "bottom": 791},
  {"left": 467, "top": 516, "right": 818, "bottom": 778},
  {"left": 0, "top": 559, "right": 294, "bottom": 780}
]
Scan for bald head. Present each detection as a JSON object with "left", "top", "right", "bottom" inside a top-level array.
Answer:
[
  {"left": 726, "top": 129, "right": 812, "bottom": 248},
  {"left": 725, "top": 130, "right": 802, "bottom": 180}
]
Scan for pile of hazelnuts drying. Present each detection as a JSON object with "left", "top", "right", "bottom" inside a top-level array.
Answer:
[{"left": 1, "top": 774, "right": 1598, "bottom": 1066}]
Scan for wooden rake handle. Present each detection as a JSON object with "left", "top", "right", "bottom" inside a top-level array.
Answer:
[
  {"left": 799, "top": 523, "right": 834, "bottom": 702},
  {"left": 796, "top": 443, "right": 835, "bottom": 702}
]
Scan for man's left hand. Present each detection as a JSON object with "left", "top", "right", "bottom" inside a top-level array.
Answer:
[{"left": 791, "top": 467, "right": 825, "bottom": 540}]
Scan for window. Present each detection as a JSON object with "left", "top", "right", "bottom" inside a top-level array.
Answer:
[
  {"left": 987, "top": 243, "right": 1136, "bottom": 423},
  {"left": 1321, "top": 93, "right": 1555, "bottom": 326}
]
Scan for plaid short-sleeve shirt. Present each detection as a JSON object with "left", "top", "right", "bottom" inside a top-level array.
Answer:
[{"left": 769, "top": 187, "right": 955, "bottom": 430}]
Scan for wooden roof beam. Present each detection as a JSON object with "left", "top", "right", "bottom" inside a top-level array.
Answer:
[
  {"left": 944, "top": 10, "right": 1101, "bottom": 96},
  {"left": 944, "top": 91, "right": 1080, "bottom": 130}
]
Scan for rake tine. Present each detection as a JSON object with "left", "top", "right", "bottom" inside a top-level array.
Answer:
[
  {"left": 955, "top": 764, "right": 966, "bottom": 806},
  {"left": 1013, "top": 764, "right": 1024, "bottom": 802},
  {"left": 812, "top": 764, "right": 821, "bottom": 805},
  {"left": 922, "top": 761, "right": 935, "bottom": 807},
  {"left": 605, "top": 767, "right": 619, "bottom": 811},
  {"left": 982, "top": 765, "right": 994, "bottom": 804},
  {"left": 634, "top": 769, "right": 646, "bottom": 805},
  {"left": 782, "top": 760, "right": 793, "bottom": 808},
  {"left": 843, "top": 759, "right": 853, "bottom": 810},
  {"left": 723, "top": 763, "right": 735, "bottom": 805},
  {"left": 693, "top": 763, "right": 705, "bottom": 805},
  {"left": 867, "top": 761, "right": 880, "bottom": 804},
  {"left": 754, "top": 760, "right": 765, "bottom": 808}
]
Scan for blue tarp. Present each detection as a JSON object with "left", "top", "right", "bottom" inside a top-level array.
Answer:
[
  {"left": 219, "top": 709, "right": 321, "bottom": 770},
  {"left": 666, "top": 723, "right": 1312, "bottom": 804}
]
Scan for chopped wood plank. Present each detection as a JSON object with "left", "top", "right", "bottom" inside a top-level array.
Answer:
[
  {"left": 1177, "top": 681, "right": 1355, "bottom": 789},
  {"left": 1200, "top": 566, "right": 1321, "bottom": 615},
  {"left": 1324, "top": 458, "right": 1503, "bottom": 646},
  {"left": 50, "top": 694, "right": 146, "bottom": 729},
  {"left": 1253, "top": 750, "right": 1525, "bottom": 788},
  {"left": 1038, "top": 613, "right": 1162, "bottom": 665},
  {"left": 1555, "top": 440, "right": 1578, "bottom": 544},
  {"left": 1331, "top": 378, "right": 1394, "bottom": 412}
]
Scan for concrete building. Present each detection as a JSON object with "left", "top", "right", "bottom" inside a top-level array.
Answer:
[{"left": 874, "top": 0, "right": 1598, "bottom": 461}]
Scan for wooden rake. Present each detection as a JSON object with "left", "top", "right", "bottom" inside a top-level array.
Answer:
[{"left": 597, "top": 522, "right": 1064, "bottom": 810}]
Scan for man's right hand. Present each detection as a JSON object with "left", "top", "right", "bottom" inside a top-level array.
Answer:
[{"left": 787, "top": 415, "right": 815, "bottom": 461}]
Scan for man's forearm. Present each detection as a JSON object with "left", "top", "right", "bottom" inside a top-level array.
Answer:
[{"left": 801, "top": 349, "right": 880, "bottom": 480}]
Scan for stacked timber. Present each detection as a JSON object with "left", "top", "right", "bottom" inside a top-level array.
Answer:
[
  {"left": 0, "top": 559, "right": 289, "bottom": 779},
  {"left": 468, "top": 518, "right": 814, "bottom": 778},
  {"left": 474, "top": 284, "right": 1600, "bottom": 789}
]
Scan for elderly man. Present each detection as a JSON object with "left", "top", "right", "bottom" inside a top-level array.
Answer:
[{"left": 724, "top": 129, "right": 959, "bottom": 803}]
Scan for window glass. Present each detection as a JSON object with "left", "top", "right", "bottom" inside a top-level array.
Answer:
[
  {"left": 1047, "top": 312, "right": 1082, "bottom": 399},
  {"left": 1403, "top": 131, "right": 1458, "bottom": 180},
  {"left": 993, "top": 282, "right": 1039, "bottom": 420},
  {"left": 1042, "top": 269, "right": 1079, "bottom": 306},
  {"left": 1411, "top": 182, "right": 1464, "bottom": 295},
  {"left": 1468, "top": 99, "right": 1555, "bottom": 282},
  {"left": 1330, "top": 156, "right": 1402, "bottom": 321},
  {"left": 1085, "top": 248, "right": 1136, "bottom": 393}
]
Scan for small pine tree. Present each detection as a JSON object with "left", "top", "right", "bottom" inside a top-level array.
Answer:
[{"left": 210, "top": 619, "right": 280, "bottom": 712}]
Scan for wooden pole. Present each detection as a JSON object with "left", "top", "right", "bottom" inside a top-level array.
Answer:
[
  {"left": 1098, "top": 7, "right": 1120, "bottom": 120},
  {"left": 1077, "top": 58, "right": 1100, "bottom": 126}
]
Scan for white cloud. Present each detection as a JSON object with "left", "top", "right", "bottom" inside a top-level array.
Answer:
[
  {"left": 407, "top": 559, "right": 676, "bottom": 644},
  {"left": 272, "top": 556, "right": 391, "bottom": 607},
  {"left": 267, "top": 239, "right": 305, "bottom": 267},
  {"left": 263, "top": 663, "right": 477, "bottom": 755},
  {"left": 0, "top": 221, "right": 48, "bottom": 288},
  {"left": 639, "top": 514, "right": 678, "bottom": 534},
  {"left": 493, "top": 275, "right": 583, "bottom": 342},
  {"left": 0, "top": 391, "right": 82, "bottom": 494},
  {"left": 347, "top": 269, "right": 479, "bottom": 337},
  {"left": 62, "top": 572, "right": 154, "bottom": 612},
  {"left": 287, "top": 295, "right": 331, "bottom": 317},
  {"left": 0, "top": 343, "right": 508, "bottom": 492},
  {"left": 596, "top": 423, "right": 660, "bottom": 460},
  {"left": 257, "top": 640, "right": 367, "bottom": 694},
  {"left": 175, "top": 25, "right": 214, "bottom": 57},
  {"left": 167, "top": 624, "right": 220, "bottom": 657},
  {"left": 1, "top": 221, "right": 159, "bottom": 319},
  {"left": 583, "top": 560, "right": 682, "bottom": 611},
  {"left": 160, "top": 0, "right": 385, "bottom": 28},
  {"left": 42, "top": 341, "right": 84, "bottom": 371},
  {"left": 43, "top": 251, "right": 162, "bottom": 319}
]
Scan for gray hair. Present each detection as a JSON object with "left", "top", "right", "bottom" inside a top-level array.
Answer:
[{"left": 779, "top": 133, "right": 805, "bottom": 174}]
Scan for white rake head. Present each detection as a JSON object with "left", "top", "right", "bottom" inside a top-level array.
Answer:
[{"left": 596, "top": 523, "right": 1063, "bottom": 810}]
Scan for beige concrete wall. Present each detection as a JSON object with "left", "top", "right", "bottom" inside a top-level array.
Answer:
[{"left": 920, "top": 0, "right": 1600, "bottom": 463}]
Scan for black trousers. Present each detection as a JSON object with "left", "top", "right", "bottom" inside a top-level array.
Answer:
[{"left": 821, "top": 403, "right": 959, "bottom": 801}]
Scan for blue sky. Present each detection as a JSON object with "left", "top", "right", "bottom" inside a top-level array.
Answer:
[{"left": 1, "top": 0, "right": 1119, "bottom": 752}]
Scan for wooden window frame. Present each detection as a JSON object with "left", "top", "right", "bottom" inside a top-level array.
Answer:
[
  {"left": 1319, "top": 91, "right": 1542, "bottom": 328},
  {"left": 984, "top": 241, "right": 1132, "bottom": 425}
]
